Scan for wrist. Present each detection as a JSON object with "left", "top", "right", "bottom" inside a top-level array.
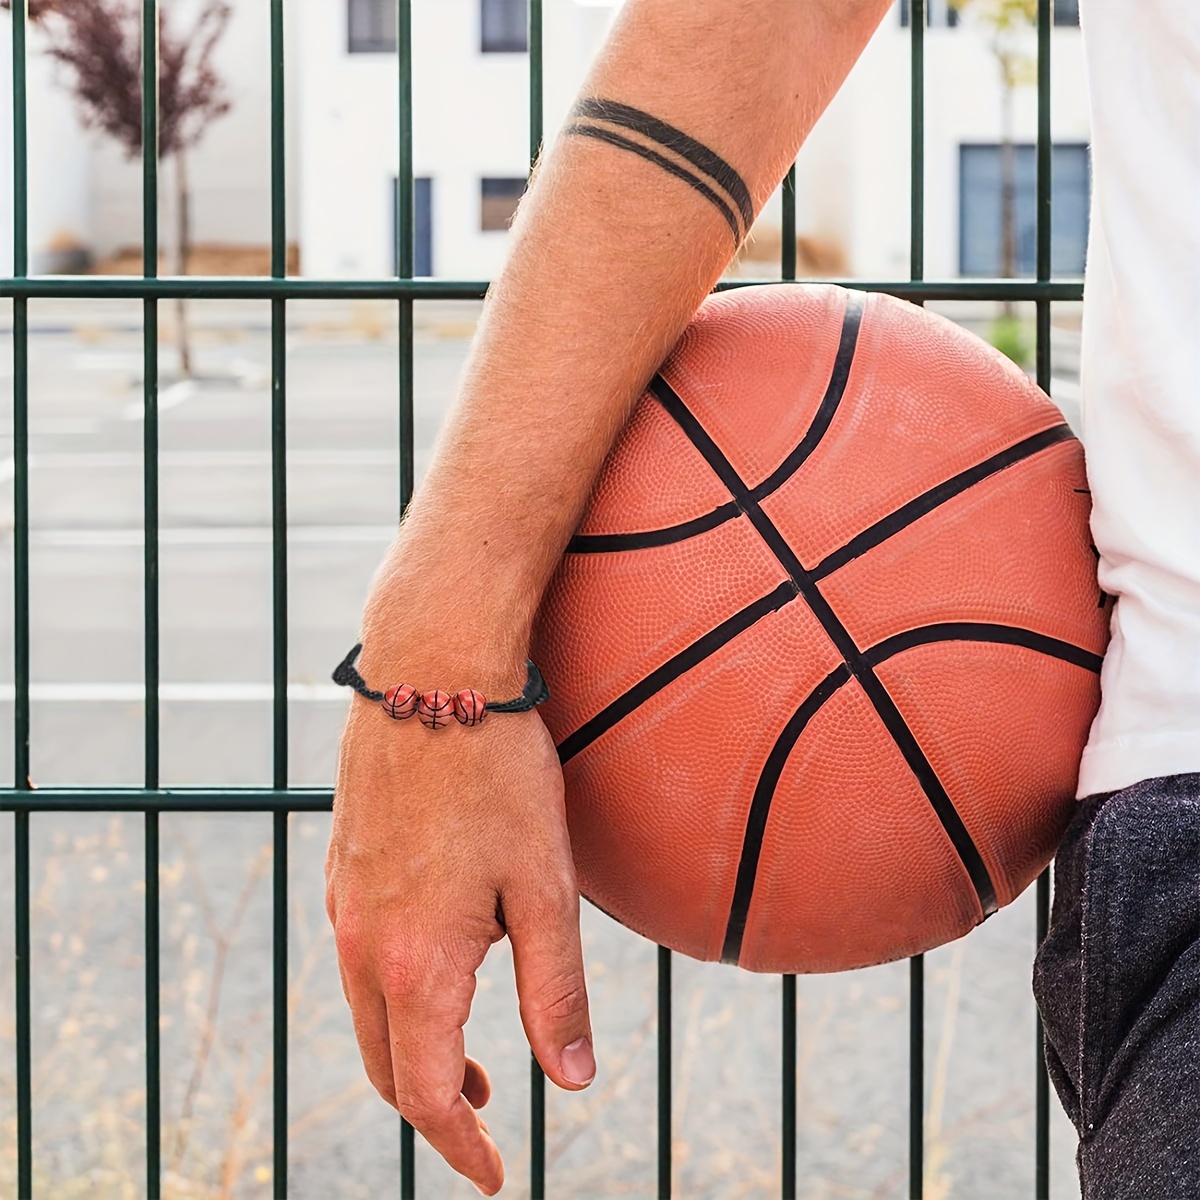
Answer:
[{"left": 358, "top": 599, "right": 533, "bottom": 700}]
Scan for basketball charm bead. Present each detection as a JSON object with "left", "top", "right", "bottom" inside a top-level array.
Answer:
[
  {"left": 417, "top": 690, "right": 454, "bottom": 730},
  {"left": 381, "top": 683, "right": 419, "bottom": 721},
  {"left": 453, "top": 689, "right": 488, "bottom": 726}
]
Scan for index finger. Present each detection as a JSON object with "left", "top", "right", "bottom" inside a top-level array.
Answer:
[{"left": 386, "top": 982, "right": 505, "bottom": 1196}]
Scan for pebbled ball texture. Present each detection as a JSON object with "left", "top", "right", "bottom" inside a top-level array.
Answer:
[{"left": 532, "top": 284, "right": 1110, "bottom": 974}]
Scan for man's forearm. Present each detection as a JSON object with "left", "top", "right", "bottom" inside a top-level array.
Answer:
[{"left": 360, "top": 0, "right": 892, "bottom": 691}]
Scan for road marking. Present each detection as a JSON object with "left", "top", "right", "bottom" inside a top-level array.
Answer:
[
  {"left": 121, "top": 379, "right": 198, "bottom": 419},
  {"left": 72, "top": 352, "right": 145, "bottom": 372},
  {"left": 0, "top": 682, "right": 345, "bottom": 703},
  {"left": 26, "top": 525, "right": 396, "bottom": 547},
  {"left": 30, "top": 420, "right": 103, "bottom": 436}
]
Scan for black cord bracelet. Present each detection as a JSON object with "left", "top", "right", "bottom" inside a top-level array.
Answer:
[{"left": 331, "top": 643, "right": 549, "bottom": 728}]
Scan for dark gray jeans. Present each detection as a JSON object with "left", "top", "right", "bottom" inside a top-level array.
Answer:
[{"left": 1033, "top": 773, "right": 1200, "bottom": 1198}]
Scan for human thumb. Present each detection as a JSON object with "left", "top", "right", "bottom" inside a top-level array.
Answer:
[{"left": 505, "top": 882, "right": 595, "bottom": 1090}]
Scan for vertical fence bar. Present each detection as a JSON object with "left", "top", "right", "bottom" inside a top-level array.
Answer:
[
  {"left": 909, "top": 0, "right": 925, "bottom": 289},
  {"left": 657, "top": 945, "right": 672, "bottom": 1199},
  {"left": 529, "top": 0, "right": 543, "bottom": 166},
  {"left": 397, "top": 0, "right": 414, "bottom": 520},
  {"left": 14, "top": 810, "right": 30, "bottom": 1198},
  {"left": 9, "top": 0, "right": 31, "bottom": 1192},
  {"left": 909, "top": 956, "right": 925, "bottom": 1200},
  {"left": 269, "top": 1, "right": 289, "bottom": 1194},
  {"left": 527, "top": 4, "right": 547, "bottom": 1196},
  {"left": 908, "top": 3, "right": 925, "bottom": 1198},
  {"left": 1034, "top": 3, "right": 1052, "bottom": 481},
  {"left": 9, "top": 0, "right": 25, "bottom": 283},
  {"left": 399, "top": 1084, "right": 415, "bottom": 1196},
  {"left": 140, "top": 0, "right": 162, "bottom": 1194},
  {"left": 11, "top": 0, "right": 32, "bottom": 1192},
  {"left": 781, "top": 164, "right": 797, "bottom": 283},
  {"left": 394, "top": 3, "right": 417, "bottom": 1193},
  {"left": 530, "top": 1054, "right": 546, "bottom": 1200},
  {"left": 1035, "top": 872, "right": 1050, "bottom": 1193},
  {"left": 1034, "top": 2, "right": 1053, "bottom": 1196},
  {"left": 781, "top": 974, "right": 797, "bottom": 1199},
  {"left": 779, "top": 158, "right": 798, "bottom": 1200}
]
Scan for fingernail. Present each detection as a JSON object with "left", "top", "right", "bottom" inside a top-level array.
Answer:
[{"left": 560, "top": 1036, "right": 596, "bottom": 1086}]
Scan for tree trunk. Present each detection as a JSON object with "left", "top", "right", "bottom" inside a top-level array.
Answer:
[
  {"left": 174, "top": 151, "right": 193, "bottom": 377},
  {"left": 999, "top": 73, "right": 1017, "bottom": 317}
]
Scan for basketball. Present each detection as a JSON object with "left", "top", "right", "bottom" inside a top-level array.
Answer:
[{"left": 530, "top": 284, "right": 1110, "bottom": 974}]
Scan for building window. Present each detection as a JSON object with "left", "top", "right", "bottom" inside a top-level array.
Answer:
[
  {"left": 393, "top": 177, "right": 434, "bottom": 276},
  {"left": 348, "top": 0, "right": 397, "bottom": 53},
  {"left": 481, "top": 0, "right": 528, "bottom": 53},
  {"left": 1053, "top": 0, "right": 1079, "bottom": 26},
  {"left": 481, "top": 177, "right": 527, "bottom": 231},
  {"left": 901, "top": 0, "right": 1077, "bottom": 28},
  {"left": 899, "top": 0, "right": 960, "bottom": 28},
  {"left": 959, "top": 143, "right": 1090, "bottom": 277}
]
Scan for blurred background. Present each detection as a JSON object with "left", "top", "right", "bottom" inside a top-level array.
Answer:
[
  {"left": 1, "top": 0, "right": 1089, "bottom": 288},
  {"left": 0, "top": 1, "right": 1088, "bottom": 1197}
]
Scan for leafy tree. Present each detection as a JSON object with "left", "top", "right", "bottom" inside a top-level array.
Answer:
[
  {"left": 5, "top": 0, "right": 233, "bottom": 374},
  {"left": 2, "top": 0, "right": 59, "bottom": 19}
]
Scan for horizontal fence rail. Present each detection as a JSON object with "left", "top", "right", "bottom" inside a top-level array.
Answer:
[
  {"left": 2, "top": 0, "right": 1075, "bottom": 1196},
  {"left": 0, "top": 276, "right": 1083, "bottom": 302}
]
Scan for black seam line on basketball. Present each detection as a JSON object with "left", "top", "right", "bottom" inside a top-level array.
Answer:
[
  {"left": 720, "top": 663, "right": 852, "bottom": 965},
  {"left": 749, "top": 291, "right": 866, "bottom": 504},
  {"left": 555, "top": 580, "right": 798, "bottom": 766},
  {"left": 864, "top": 623, "right": 1104, "bottom": 675},
  {"left": 564, "top": 124, "right": 742, "bottom": 246},
  {"left": 810, "top": 425, "right": 1075, "bottom": 582},
  {"left": 566, "top": 502, "right": 741, "bottom": 554},
  {"left": 572, "top": 98, "right": 754, "bottom": 233},
  {"left": 651, "top": 373, "right": 999, "bottom": 918}
]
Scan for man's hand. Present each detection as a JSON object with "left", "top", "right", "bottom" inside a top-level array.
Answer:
[
  {"left": 326, "top": 0, "right": 892, "bottom": 1191},
  {"left": 326, "top": 679, "right": 593, "bottom": 1196}
]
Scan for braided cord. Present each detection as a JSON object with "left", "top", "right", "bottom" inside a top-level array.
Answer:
[{"left": 331, "top": 644, "right": 550, "bottom": 713}]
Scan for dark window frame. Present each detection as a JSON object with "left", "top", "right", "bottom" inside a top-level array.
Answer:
[
  {"left": 480, "top": 176, "right": 528, "bottom": 231},
  {"left": 393, "top": 176, "right": 435, "bottom": 276},
  {"left": 348, "top": 0, "right": 398, "bottom": 54},
  {"left": 899, "top": 0, "right": 960, "bottom": 28},
  {"left": 900, "top": 0, "right": 1078, "bottom": 28},
  {"left": 1053, "top": 0, "right": 1080, "bottom": 27},
  {"left": 481, "top": 0, "right": 529, "bottom": 54},
  {"left": 958, "top": 141, "right": 1090, "bottom": 277}
]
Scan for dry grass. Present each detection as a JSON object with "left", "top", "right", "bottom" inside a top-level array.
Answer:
[
  {"left": 90, "top": 244, "right": 302, "bottom": 277},
  {"left": 0, "top": 815, "right": 357, "bottom": 1199}
]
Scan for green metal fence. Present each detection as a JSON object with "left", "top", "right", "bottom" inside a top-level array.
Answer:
[{"left": 1, "top": 1, "right": 1082, "bottom": 1196}]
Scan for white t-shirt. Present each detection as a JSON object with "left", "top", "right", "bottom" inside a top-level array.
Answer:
[{"left": 1076, "top": 1, "right": 1200, "bottom": 795}]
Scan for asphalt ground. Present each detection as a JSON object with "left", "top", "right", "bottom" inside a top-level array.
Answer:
[{"left": 0, "top": 298, "right": 1084, "bottom": 1198}]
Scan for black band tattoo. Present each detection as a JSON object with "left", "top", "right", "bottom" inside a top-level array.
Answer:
[
  {"left": 565, "top": 123, "right": 743, "bottom": 244},
  {"left": 567, "top": 98, "right": 753, "bottom": 244}
]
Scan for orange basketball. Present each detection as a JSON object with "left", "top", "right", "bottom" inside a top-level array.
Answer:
[{"left": 531, "top": 284, "right": 1109, "bottom": 974}]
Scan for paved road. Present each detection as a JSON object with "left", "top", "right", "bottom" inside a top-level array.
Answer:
[{"left": 0, "top": 299, "right": 1083, "bottom": 1198}]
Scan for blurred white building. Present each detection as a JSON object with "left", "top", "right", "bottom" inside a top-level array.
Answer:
[
  {"left": 0, "top": 13, "right": 91, "bottom": 275},
  {"left": 1, "top": 0, "right": 1090, "bottom": 282},
  {"left": 0, "top": 0, "right": 300, "bottom": 275}
]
